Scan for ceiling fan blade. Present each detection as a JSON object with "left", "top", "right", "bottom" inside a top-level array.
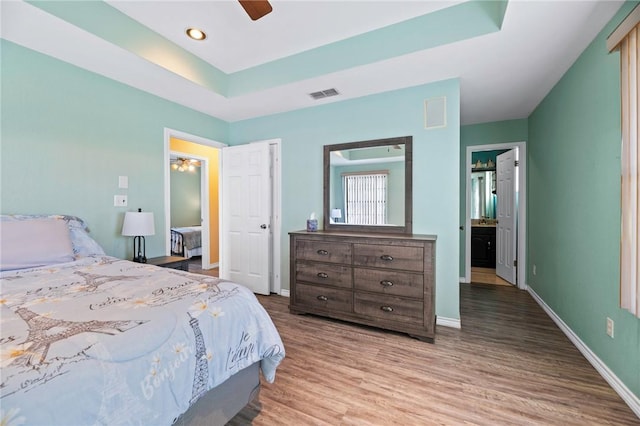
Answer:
[{"left": 238, "top": 0, "right": 272, "bottom": 21}]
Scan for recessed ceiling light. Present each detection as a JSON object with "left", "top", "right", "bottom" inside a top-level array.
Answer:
[{"left": 186, "top": 28, "right": 206, "bottom": 41}]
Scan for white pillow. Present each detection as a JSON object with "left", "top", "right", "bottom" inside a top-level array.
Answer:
[
  {"left": 0, "top": 214, "right": 105, "bottom": 257},
  {"left": 0, "top": 219, "right": 75, "bottom": 271}
]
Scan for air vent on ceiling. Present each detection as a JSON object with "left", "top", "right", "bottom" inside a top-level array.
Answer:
[{"left": 309, "top": 88, "right": 339, "bottom": 100}]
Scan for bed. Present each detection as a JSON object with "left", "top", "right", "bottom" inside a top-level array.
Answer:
[
  {"left": 171, "top": 226, "right": 202, "bottom": 259},
  {"left": 0, "top": 215, "right": 285, "bottom": 426}
]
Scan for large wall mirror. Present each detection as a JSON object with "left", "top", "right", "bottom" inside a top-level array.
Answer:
[{"left": 323, "top": 136, "right": 412, "bottom": 234}]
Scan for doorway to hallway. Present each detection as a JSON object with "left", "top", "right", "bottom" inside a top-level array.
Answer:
[{"left": 464, "top": 141, "right": 527, "bottom": 290}]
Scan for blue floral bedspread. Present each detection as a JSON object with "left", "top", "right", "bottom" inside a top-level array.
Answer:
[{"left": 0, "top": 256, "right": 285, "bottom": 425}]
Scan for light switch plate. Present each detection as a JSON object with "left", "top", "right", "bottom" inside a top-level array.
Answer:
[
  {"left": 118, "top": 176, "right": 128, "bottom": 189},
  {"left": 114, "top": 195, "right": 128, "bottom": 207}
]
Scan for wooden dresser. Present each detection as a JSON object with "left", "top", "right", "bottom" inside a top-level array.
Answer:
[{"left": 289, "top": 230, "right": 436, "bottom": 342}]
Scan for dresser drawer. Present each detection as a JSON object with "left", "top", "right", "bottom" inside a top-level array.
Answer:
[
  {"left": 296, "top": 240, "right": 352, "bottom": 264},
  {"left": 354, "top": 268, "right": 423, "bottom": 298},
  {"left": 295, "top": 283, "right": 352, "bottom": 313},
  {"left": 296, "top": 261, "right": 352, "bottom": 288},
  {"left": 353, "top": 244, "right": 423, "bottom": 272},
  {"left": 354, "top": 292, "right": 424, "bottom": 323}
]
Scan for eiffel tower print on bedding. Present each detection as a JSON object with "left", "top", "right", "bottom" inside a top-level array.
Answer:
[{"left": 0, "top": 255, "right": 285, "bottom": 425}]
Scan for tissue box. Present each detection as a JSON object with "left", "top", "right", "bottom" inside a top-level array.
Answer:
[{"left": 306, "top": 219, "right": 318, "bottom": 232}]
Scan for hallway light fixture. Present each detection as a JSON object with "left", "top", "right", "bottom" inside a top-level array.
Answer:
[{"left": 171, "top": 158, "right": 200, "bottom": 172}]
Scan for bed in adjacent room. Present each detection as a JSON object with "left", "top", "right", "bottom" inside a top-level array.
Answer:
[
  {"left": 171, "top": 226, "right": 202, "bottom": 259},
  {"left": 0, "top": 215, "right": 285, "bottom": 426}
]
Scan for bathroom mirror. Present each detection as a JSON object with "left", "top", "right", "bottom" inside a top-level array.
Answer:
[
  {"left": 471, "top": 170, "right": 496, "bottom": 219},
  {"left": 323, "top": 136, "right": 412, "bottom": 234}
]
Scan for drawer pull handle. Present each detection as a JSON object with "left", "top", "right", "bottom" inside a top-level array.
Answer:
[
  {"left": 317, "top": 249, "right": 329, "bottom": 256},
  {"left": 380, "top": 306, "right": 394, "bottom": 312},
  {"left": 317, "top": 272, "right": 329, "bottom": 279},
  {"left": 380, "top": 280, "right": 394, "bottom": 287},
  {"left": 380, "top": 255, "right": 394, "bottom": 262},
  {"left": 317, "top": 295, "right": 328, "bottom": 301}
]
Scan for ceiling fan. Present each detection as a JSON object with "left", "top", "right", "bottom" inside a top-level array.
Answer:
[{"left": 238, "top": 0, "right": 273, "bottom": 21}]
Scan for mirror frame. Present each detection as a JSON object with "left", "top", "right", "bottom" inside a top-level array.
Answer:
[{"left": 323, "top": 135, "right": 413, "bottom": 234}]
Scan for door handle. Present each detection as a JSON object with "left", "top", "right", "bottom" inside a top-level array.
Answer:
[{"left": 260, "top": 224, "right": 267, "bottom": 229}]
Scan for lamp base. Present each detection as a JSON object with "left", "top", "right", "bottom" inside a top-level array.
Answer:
[{"left": 132, "top": 236, "right": 147, "bottom": 264}]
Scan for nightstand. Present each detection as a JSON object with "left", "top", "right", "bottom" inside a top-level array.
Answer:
[{"left": 147, "top": 255, "right": 189, "bottom": 271}]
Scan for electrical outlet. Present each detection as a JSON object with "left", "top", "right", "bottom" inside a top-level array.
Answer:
[
  {"left": 606, "top": 317, "right": 614, "bottom": 338},
  {"left": 533, "top": 264, "right": 537, "bottom": 275},
  {"left": 114, "top": 195, "right": 127, "bottom": 207}
]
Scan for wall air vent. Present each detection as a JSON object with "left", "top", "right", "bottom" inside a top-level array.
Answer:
[{"left": 309, "top": 88, "right": 339, "bottom": 100}]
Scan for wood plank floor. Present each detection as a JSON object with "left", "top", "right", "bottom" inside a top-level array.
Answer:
[
  {"left": 471, "top": 267, "right": 511, "bottom": 286},
  {"left": 187, "top": 257, "right": 219, "bottom": 277},
  {"left": 226, "top": 283, "right": 639, "bottom": 425}
]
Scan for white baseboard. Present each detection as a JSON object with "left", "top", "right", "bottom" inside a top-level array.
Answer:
[
  {"left": 437, "top": 316, "right": 461, "bottom": 329},
  {"left": 280, "top": 289, "right": 290, "bottom": 297},
  {"left": 527, "top": 287, "right": 640, "bottom": 418}
]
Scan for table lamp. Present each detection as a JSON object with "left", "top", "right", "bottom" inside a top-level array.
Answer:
[
  {"left": 331, "top": 208, "right": 342, "bottom": 223},
  {"left": 122, "top": 208, "right": 155, "bottom": 263}
]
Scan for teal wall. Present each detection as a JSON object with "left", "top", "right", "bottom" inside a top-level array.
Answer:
[
  {"left": 528, "top": 1, "right": 640, "bottom": 399},
  {"left": 230, "top": 79, "right": 461, "bottom": 321},
  {"left": 459, "top": 119, "right": 528, "bottom": 275},
  {"left": 0, "top": 40, "right": 228, "bottom": 259},
  {"left": 170, "top": 168, "right": 201, "bottom": 227}
]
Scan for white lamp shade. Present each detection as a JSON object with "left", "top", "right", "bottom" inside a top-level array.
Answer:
[
  {"left": 122, "top": 211, "right": 155, "bottom": 236},
  {"left": 331, "top": 208, "right": 342, "bottom": 219}
]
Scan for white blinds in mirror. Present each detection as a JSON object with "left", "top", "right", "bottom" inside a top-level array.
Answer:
[{"left": 343, "top": 172, "right": 388, "bottom": 225}]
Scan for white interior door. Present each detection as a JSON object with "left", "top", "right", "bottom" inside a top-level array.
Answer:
[
  {"left": 220, "top": 142, "right": 271, "bottom": 295},
  {"left": 496, "top": 149, "right": 517, "bottom": 285}
]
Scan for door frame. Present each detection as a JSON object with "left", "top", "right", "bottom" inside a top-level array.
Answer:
[
  {"left": 264, "top": 139, "right": 282, "bottom": 295},
  {"left": 464, "top": 141, "right": 527, "bottom": 290},
  {"left": 163, "top": 128, "right": 226, "bottom": 268},
  {"left": 168, "top": 149, "right": 211, "bottom": 268}
]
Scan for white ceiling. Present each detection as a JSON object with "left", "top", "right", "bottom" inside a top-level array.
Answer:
[{"left": 1, "top": 0, "right": 624, "bottom": 125}]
